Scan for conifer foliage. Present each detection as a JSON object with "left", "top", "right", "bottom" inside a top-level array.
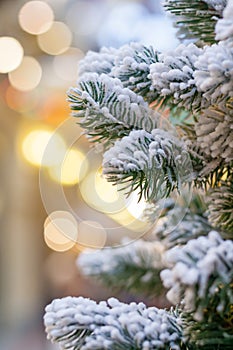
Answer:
[{"left": 44, "top": 1, "right": 233, "bottom": 349}]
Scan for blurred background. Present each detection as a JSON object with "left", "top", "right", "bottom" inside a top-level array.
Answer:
[{"left": 0, "top": 0, "right": 177, "bottom": 349}]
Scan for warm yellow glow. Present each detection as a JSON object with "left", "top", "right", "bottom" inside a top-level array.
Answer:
[
  {"left": 80, "top": 170, "right": 125, "bottom": 214},
  {"left": 0, "top": 37, "right": 23, "bottom": 73},
  {"left": 18, "top": 1, "right": 54, "bottom": 35},
  {"left": 53, "top": 47, "right": 84, "bottom": 82},
  {"left": 49, "top": 148, "right": 88, "bottom": 186},
  {"left": 37, "top": 21, "right": 72, "bottom": 55},
  {"left": 108, "top": 210, "right": 149, "bottom": 232},
  {"left": 125, "top": 192, "right": 147, "bottom": 220},
  {"left": 22, "top": 130, "right": 66, "bottom": 167},
  {"left": 95, "top": 169, "right": 119, "bottom": 203},
  {"left": 8, "top": 56, "right": 42, "bottom": 91},
  {"left": 44, "top": 211, "right": 78, "bottom": 252},
  {"left": 77, "top": 220, "right": 106, "bottom": 249}
]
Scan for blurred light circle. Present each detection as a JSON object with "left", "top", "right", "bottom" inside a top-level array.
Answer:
[
  {"left": 79, "top": 169, "right": 125, "bottom": 214},
  {"left": 125, "top": 192, "right": 148, "bottom": 220},
  {"left": 5, "top": 86, "right": 39, "bottom": 113},
  {"left": 37, "top": 21, "right": 72, "bottom": 55},
  {"left": 49, "top": 148, "right": 88, "bottom": 186},
  {"left": 77, "top": 220, "right": 107, "bottom": 249},
  {"left": 18, "top": 1, "right": 54, "bottom": 35},
  {"left": 22, "top": 130, "right": 66, "bottom": 167},
  {"left": 53, "top": 47, "right": 84, "bottom": 82},
  {"left": 0, "top": 37, "right": 23, "bottom": 73},
  {"left": 8, "top": 56, "right": 42, "bottom": 91},
  {"left": 44, "top": 211, "right": 78, "bottom": 251},
  {"left": 44, "top": 234, "right": 75, "bottom": 252}
]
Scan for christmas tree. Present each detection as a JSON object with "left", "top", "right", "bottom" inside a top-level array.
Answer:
[{"left": 44, "top": 1, "right": 233, "bottom": 349}]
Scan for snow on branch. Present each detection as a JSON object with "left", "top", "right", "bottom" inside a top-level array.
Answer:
[
  {"left": 68, "top": 73, "right": 157, "bottom": 146},
  {"left": 215, "top": 0, "right": 233, "bottom": 41},
  {"left": 111, "top": 42, "right": 160, "bottom": 103},
  {"left": 149, "top": 43, "right": 205, "bottom": 112},
  {"left": 152, "top": 205, "right": 213, "bottom": 249},
  {"left": 44, "top": 296, "right": 184, "bottom": 350},
  {"left": 194, "top": 102, "right": 233, "bottom": 166},
  {"left": 103, "top": 129, "right": 194, "bottom": 202},
  {"left": 161, "top": 231, "right": 233, "bottom": 321},
  {"left": 78, "top": 46, "right": 118, "bottom": 77},
  {"left": 77, "top": 239, "right": 165, "bottom": 297},
  {"left": 164, "top": 0, "right": 226, "bottom": 44},
  {"left": 194, "top": 42, "right": 233, "bottom": 104}
]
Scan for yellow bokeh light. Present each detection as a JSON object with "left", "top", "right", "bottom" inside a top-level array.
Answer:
[
  {"left": 125, "top": 192, "right": 148, "bottom": 220},
  {"left": 22, "top": 129, "right": 66, "bottom": 167},
  {"left": 80, "top": 170, "right": 125, "bottom": 214},
  {"left": 8, "top": 56, "right": 42, "bottom": 91},
  {"left": 18, "top": 1, "right": 54, "bottom": 35},
  {"left": 0, "top": 37, "right": 24, "bottom": 73},
  {"left": 77, "top": 220, "right": 107, "bottom": 249},
  {"left": 95, "top": 170, "right": 119, "bottom": 203},
  {"left": 44, "top": 211, "right": 78, "bottom": 252},
  {"left": 37, "top": 21, "right": 72, "bottom": 55},
  {"left": 49, "top": 148, "right": 88, "bottom": 186}
]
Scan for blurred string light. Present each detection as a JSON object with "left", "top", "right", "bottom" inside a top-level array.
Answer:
[
  {"left": 37, "top": 21, "right": 72, "bottom": 55},
  {"left": 48, "top": 148, "right": 88, "bottom": 186},
  {"left": 21, "top": 129, "right": 66, "bottom": 167},
  {"left": 8, "top": 56, "right": 42, "bottom": 92},
  {"left": 18, "top": 1, "right": 54, "bottom": 35},
  {"left": 0, "top": 37, "right": 24, "bottom": 73},
  {"left": 44, "top": 210, "right": 78, "bottom": 252}
]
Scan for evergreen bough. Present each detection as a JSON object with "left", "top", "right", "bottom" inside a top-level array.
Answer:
[{"left": 44, "top": 1, "right": 233, "bottom": 349}]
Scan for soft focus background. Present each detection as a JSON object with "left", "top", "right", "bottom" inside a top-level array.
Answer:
[{"left": 0, "top": 1, "right": 177, "bottom": 349}]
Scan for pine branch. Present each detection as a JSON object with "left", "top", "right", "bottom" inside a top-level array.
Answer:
[
  {"left": 194, "top": 43, "right": 233, "bottom": 104},
  {"left": 181, "top": 311, "right": 233, "bottom": 350},
  {"left": 161, "top": 231, "right": 233, "bottom": 322},
  {"left": 68, "top": 74, "right": 157, "bottom": 146},
  {"left": 103, "top": 129, "right": 194, "bottom": 202},
  {"left": 78, "top": 47, "right": 118, "bottom": 76},
  {"left": 152, "top": 204, "right": 213, "bottom": 249},
  {"left": 164, "top": 0, "right": 226, "bottom": 45},
  {"left": 77, "top": 239, "right": 165, "bottom": 297},
  {"left": 207, "top": 175, "right": 233, "bottom": 237},
  {"left": 149, "top": 43, "right": 205, "bottom": 112},
  {"left": 44, "top": 297, "right": 185, "bottom": 350},
  {"left": 215, "top": 0, "right": 233, "bottom": 41},
  {"left": 111, "top": 43, "right": 161, "bottom": 103}
]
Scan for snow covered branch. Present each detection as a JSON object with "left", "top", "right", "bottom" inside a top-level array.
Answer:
[
  {"left": 44, "top": 297, "right": 184, "bottom": 350},
  {"left": 77, "top": 239, "right": 165, "bottom": 297}
]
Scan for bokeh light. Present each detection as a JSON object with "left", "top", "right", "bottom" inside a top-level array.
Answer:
[
  {"left": 37, "top": 21, "right": 72, "bottom": 55},
  {"left": 21, "top": 129, "right": 66, "bottom": 167},
  {"left": 125, "top": 192, "right": 147, "bottom": 220},
  {"left": 18, "top": 1, "right": 54, "bottom": 35},
  {"left": 77, "top": 220, "right": 107, "bottom": 249},
  {"left": 5, "top": 86, "right": 39, "bottom": 113},
  {"left": 0, "top": 37, "right": 24, "bottom": 73},
  {"left": 8, "top": 56, "right": 42, "bottom": 91},
  {"left": 53, "top": 47, "right": 84, "bottom": 82},
  {"left": 80, "top": 169, "right": 125, "bottom": 214},
  {"left": 44, "top": 210, "right": 78, "bottom": 252},
  {"left": 49, "top": 148, "right": 88, "bottom": 186}
]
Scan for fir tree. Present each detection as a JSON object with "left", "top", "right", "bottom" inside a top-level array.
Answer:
[{"left": 44, "top": 0, "right": 233, "bottom": 349}]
